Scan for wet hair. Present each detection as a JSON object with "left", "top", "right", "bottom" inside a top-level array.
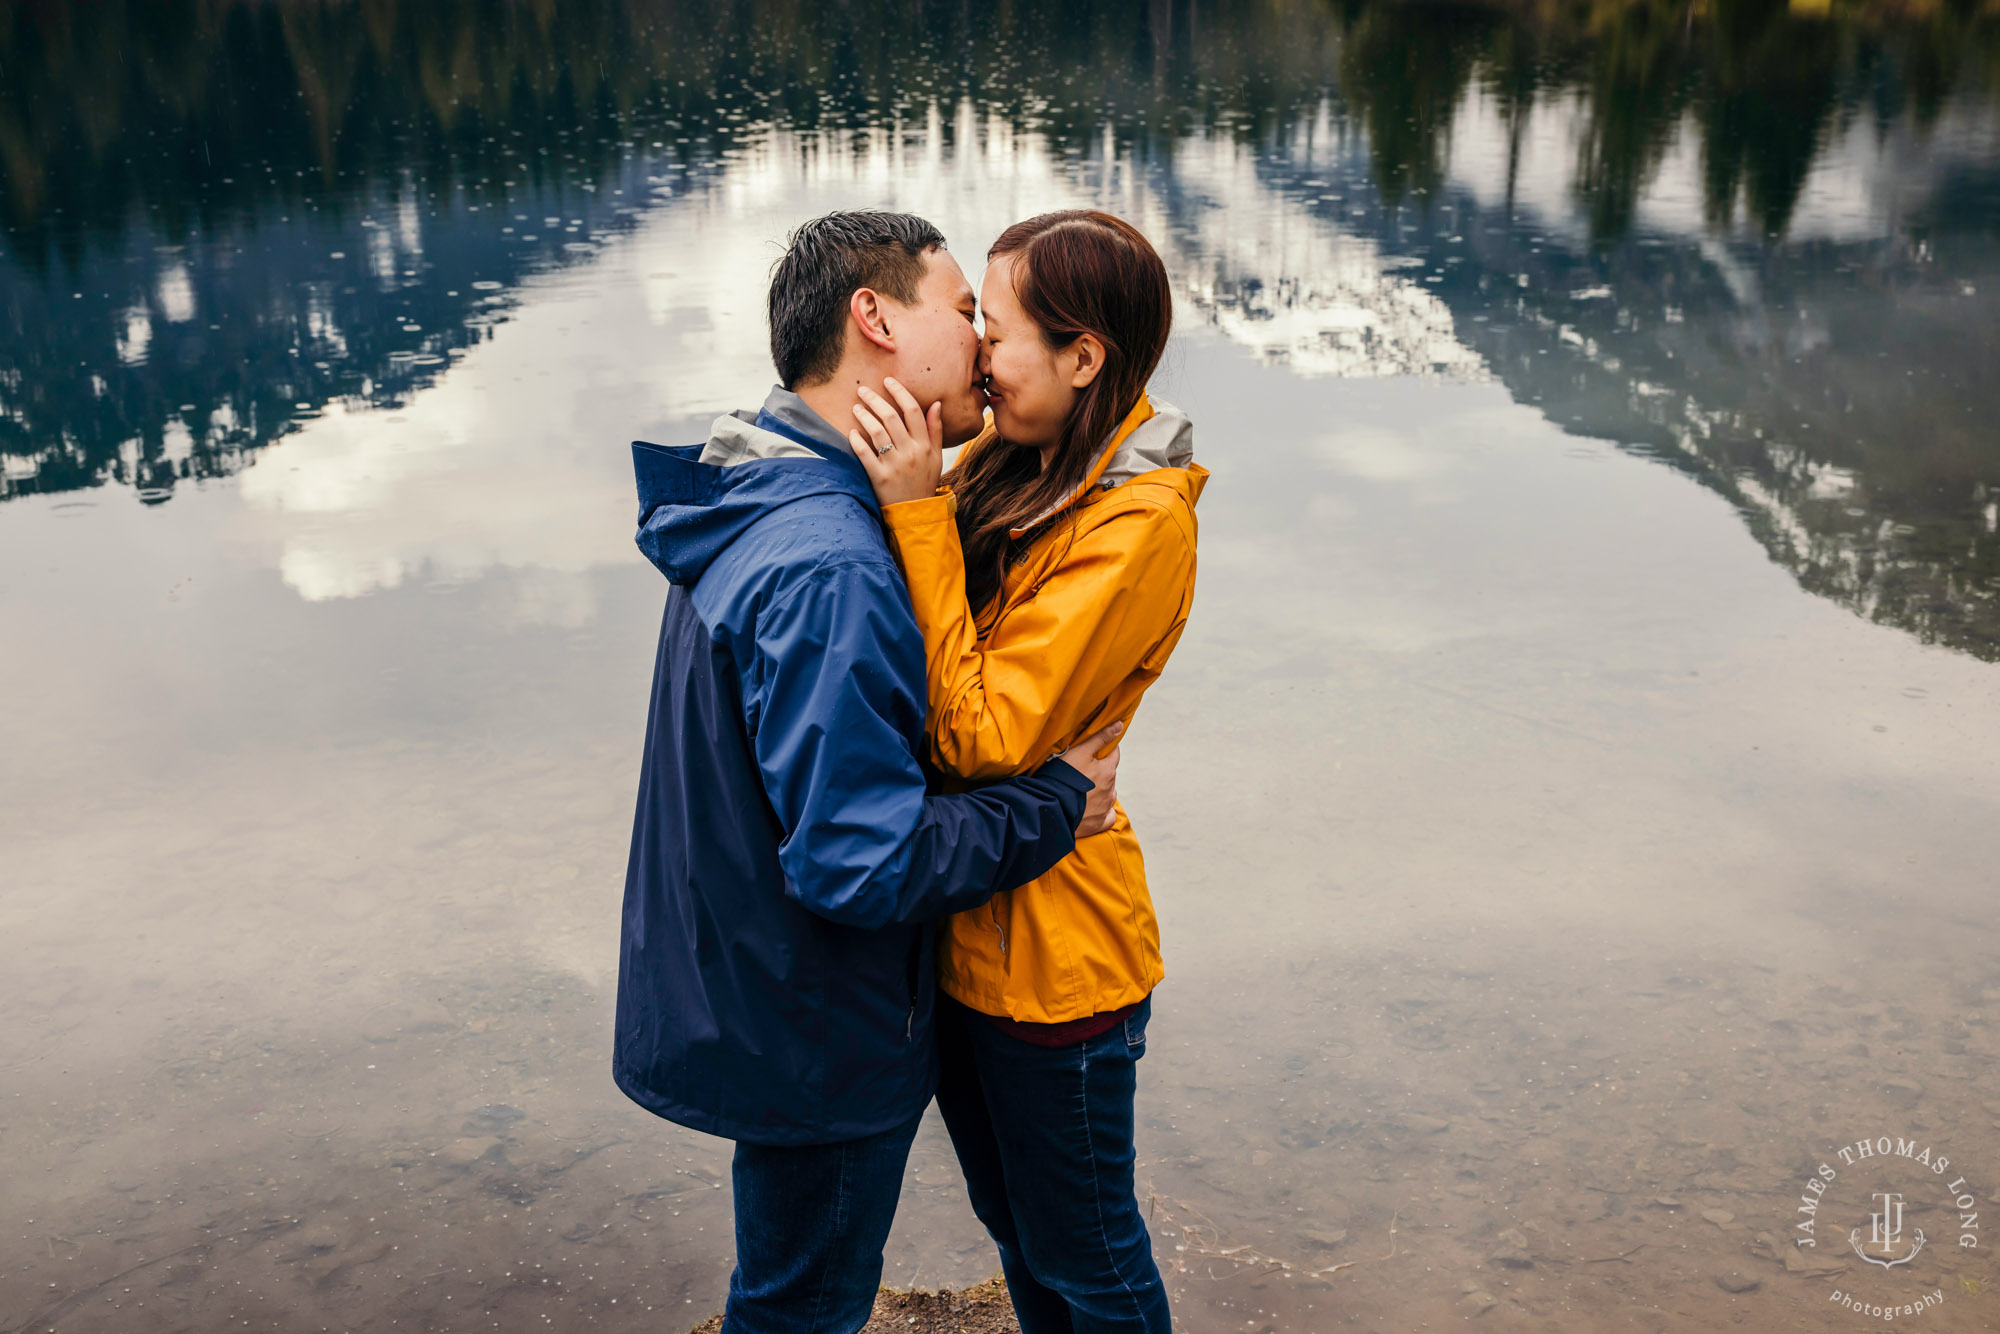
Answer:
[
  {"left": 767, "top": 210, "right": 947, "bottom": 389},
  {"left": 944, "top": 210, "right": 1173, "bottom": 617}
]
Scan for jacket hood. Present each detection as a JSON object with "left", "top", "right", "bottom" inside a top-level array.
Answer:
[
  {"left": 1099, "top": 397, "right": 1194, "bottom": 487},
  {"left": 1001, "top": 395, "right": 1200, "bottom": 538},
  {"left": 632, "top": 395, "right": 878, "bottom": 586}
]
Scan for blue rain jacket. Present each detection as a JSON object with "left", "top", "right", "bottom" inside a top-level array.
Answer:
[{"left": 614, "top": 388, "right": 1091, "bottom": 1146}]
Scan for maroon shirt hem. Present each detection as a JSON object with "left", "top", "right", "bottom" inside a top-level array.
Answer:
[{"left": 982, "top": 1001, "right": 1142, "bottom": 1048}]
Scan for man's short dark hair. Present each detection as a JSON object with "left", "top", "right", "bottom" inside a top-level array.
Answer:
[{"left": 768, "top": 211, "right": 946, "bottom": 389}]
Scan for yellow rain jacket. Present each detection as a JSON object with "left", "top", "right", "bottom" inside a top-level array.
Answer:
[{"left": 879, "top": 395, "right": 1206, "bottom": 1023}]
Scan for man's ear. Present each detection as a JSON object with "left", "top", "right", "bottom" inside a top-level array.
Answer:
[
  {"left": 850, "top": 288, "right": 897, "bottom": 354},
  {"left": 1068, "top": 332, "right": 1107, "bottom": 389}
]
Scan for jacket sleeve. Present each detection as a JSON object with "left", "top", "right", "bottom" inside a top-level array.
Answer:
[
  {"left": 880, "top": 493, "right": 1197, "bottom": 780},
  {"left": 741, "top": 555, "right": 1091, "bottom": 930}
]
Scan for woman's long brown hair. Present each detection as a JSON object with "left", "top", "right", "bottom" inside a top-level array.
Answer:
[{"left": 946, "top": 210, "right": 1173, "bottom": 620}]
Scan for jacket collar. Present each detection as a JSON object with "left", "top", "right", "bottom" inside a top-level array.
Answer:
[
  {"left": 754, "top": 385, "right": 855, "bottom": 457},
  {"left": 991, "top": 395, "right": 1198, "bottom": 539},
  {"left": 631, "top": 388, "right": 881, "bottom": 586},
  {"left": 698, "top": 385, "right": 864, "bottom": 471}
]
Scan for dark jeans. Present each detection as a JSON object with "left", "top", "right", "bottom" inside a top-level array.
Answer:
[
  {"left": 722, "top": 1111, "right": 923, "bottom": 1334},
  {"left": 934, "top": 994, "right": 1171, "bottom": 1334}
]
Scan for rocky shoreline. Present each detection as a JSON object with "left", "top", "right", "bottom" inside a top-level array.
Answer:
[{"left": 690, "top": 1277, "right": 1020, "bottom": 1334}]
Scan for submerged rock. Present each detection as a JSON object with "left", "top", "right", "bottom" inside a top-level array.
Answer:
[
  {"left": 434, "top": 1137, "right": 499, "bottom": 1167},
  {"left": 1489, "top": 1227, "right": 1534, "bottom": 1268},
  {"left": 464, "top": 1104, "right": 526, "bottom": 1135},
  {"left": 1782, "top": 1250, "right": 1847, "bottom": 1278},
  {"left": 1879, "top": 1079, "right": 1925, "bottom": 1107}
]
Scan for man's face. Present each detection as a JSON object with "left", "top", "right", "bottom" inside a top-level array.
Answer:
[{"left": 883, "top": 249, "right": 989, "bottom": 446}]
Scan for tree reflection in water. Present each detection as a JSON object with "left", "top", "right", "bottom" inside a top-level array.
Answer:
[{"left": 1, "top": 0, "right": 1997, "bottom": 654}]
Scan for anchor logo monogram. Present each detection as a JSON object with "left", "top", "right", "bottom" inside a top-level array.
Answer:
[{"left": 1849, "top": 1191, "right": 1925, "bottom": 1268}]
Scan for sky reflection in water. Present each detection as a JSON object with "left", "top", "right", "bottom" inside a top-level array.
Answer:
[{"left": 4, "top": 2, "right": 2000, "bottom": 1331}]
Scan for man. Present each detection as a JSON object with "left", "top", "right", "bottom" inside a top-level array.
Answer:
[{"left": 614, "top": 210, "right": 1122, "bottom": 1334}]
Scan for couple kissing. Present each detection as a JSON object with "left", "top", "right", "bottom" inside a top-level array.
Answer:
[{"left": 616, "top": 208, "right": 1206, "bottom": 1334}]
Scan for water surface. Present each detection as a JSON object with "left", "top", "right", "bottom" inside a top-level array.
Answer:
[{"left": 5, "top": 2, "right": 2000, "bottom": 1331}]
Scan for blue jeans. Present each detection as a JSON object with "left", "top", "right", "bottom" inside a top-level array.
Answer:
[
  {"left": 934, "top": 994, "right": 1171, "bottom": 1334},
  {"left": 722, "top": 1111, "right": 923, "bottom": 1334}
]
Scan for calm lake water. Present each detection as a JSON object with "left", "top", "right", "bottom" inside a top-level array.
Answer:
[{"left": 5, "top": 1, "right": 2000, "bottom": 1330}]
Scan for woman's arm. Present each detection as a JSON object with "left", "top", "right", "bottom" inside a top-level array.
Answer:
[
  {"left": 845, "top": 376, "right": 1197, "bottom": 780},
  {"left": 881, "top": 495, "right": 1195, "bottom": 780}
]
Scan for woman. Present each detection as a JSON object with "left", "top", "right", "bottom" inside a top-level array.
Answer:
[{"left": 846, "top": 209, "right": 1203, "bottom": 1334}]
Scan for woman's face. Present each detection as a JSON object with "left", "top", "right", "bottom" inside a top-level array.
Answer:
[{"left": 978, "top": 254, "right": 1078, "bottom": 450}]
